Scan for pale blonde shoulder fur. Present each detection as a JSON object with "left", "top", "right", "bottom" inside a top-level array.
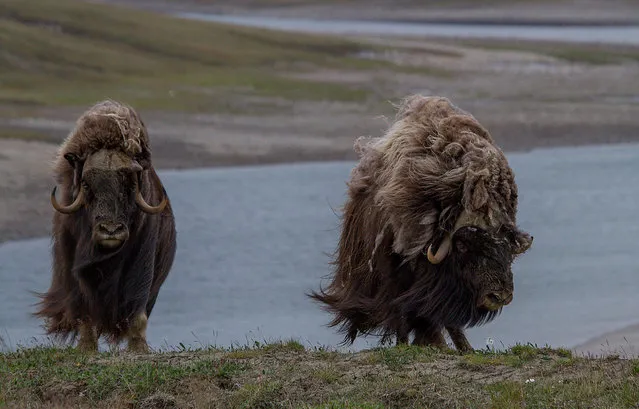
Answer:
[
  {"left": 351, "top": 95, "right": 518, "bottom": 260},
  {"left": 53, "top": 99, "right": 151, "bottom": 184}
]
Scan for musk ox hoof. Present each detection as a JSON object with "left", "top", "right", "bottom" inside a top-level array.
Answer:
[
  {"left": 77, "top": 340, "right": 98, "bottom": 354},
  {"left": 445, "top": 327, "right": 474, "bottom": 354},
  {"left": 456, "top": 345, "right": 474, "bottom": 354},
  {"left": 127, "top": 339, "right": 150, "bottom": 354},
  {"left": 77, "top": 323, "right": 98, "bottom": 354}
]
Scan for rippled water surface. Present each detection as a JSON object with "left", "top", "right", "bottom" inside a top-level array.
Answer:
[
  {"left": 177, "top": 13, "right": 639, "bottom": 45},
  {"left": 2, "top": 143, "right": 639, "bottom": 352}
]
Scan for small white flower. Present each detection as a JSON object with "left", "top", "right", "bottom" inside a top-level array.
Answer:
[{"left": 525, "top": 378, "right": 535, "bottom": 384}]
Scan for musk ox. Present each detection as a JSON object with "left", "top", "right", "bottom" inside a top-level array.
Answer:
[
  {"left": 309, "top": 95, "right": 533, "bottom": 352},
  {"left": 34, "top": 100, "right": 176, "bottom": 353}
]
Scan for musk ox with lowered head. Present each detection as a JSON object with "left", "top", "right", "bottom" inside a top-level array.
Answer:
[
  {"left": 34, "top": 100, "right": 176, "bottom": 353},
  {"left": 309, "top": 95, "right": 533, "bottom": 352}
]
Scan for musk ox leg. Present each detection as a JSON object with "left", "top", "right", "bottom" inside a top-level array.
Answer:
[
  {"left": 396, "top": 333, "right": 409, "bottom": 345},
  {"left": 445, "top": 326, "right": 473, "bottom": 353},
  {"left": 126, "top": 312, "right": 150, "bottom": 353},
  {"left": 413, "top": 328, "right": 446, "bottom": 349},
  {"left": 78, "top": 321, "right": 98, "bottom": 353},
  {"left": 395, "top": 321, "right": 411, "bottom": 345}
]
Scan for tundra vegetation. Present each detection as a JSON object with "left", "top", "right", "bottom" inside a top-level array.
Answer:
[
  {"left": 2, "top": 0, "right": 638, "bottom": 124},
  {"left": 0, "top": 0, "right": 410, "bottom": 113},
  {"left": 1, "top": 341, "right": 638, "bottom": 408}
]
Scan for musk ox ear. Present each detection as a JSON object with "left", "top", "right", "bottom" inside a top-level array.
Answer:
[
  {"left": 455, "top": 239, "right": 468, "bottom": 254},
  {"left": 130, "top": 160, "right": 143, "bottom": 173},
  {"left": 134, "top": 149, "right": 152, "bottom": 170},
  {"left": 64, "top": 153, "right": 84, "bottom": 189}
]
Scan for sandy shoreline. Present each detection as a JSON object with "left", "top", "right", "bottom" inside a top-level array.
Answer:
[{"left": 574, "top": 324, "right": 639, "bottom": 359}]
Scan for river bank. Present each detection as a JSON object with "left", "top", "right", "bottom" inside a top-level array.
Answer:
[{"left": 575, "top": 324, "right": 639, "bottom": 359}]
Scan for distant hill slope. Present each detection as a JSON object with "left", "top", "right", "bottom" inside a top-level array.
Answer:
[{"left": 0, "top": 0, "right": 384, "bottom": 111}]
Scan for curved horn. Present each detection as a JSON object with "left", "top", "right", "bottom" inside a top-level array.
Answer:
[
  {"left": 427, "top": 235, "right": 452, "bottom": 264},
  {"left": 135, "top": 177, "right": 168, "bottom": 214},
  {"left": 51, "top": 185, "right": 85, "bottom": 214},
  {"left": 514, "top": 231, "right": 534, "bottom": 255}
]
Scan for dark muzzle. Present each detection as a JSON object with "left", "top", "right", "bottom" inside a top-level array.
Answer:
[
  {"left": 93, "top": 222, "right": 129, "bottom": 250},
  {"left": 478, "top": 290, "right": 513, "bottom": 311}
]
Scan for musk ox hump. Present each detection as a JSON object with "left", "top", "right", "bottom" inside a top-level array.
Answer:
[
  {"left": 84, "top": 149, "right": 142, "bottom": 173},
  {"left": 54, "top": 100, "right": 150, "bottom": 180},
  {"left": 395, "top": 95, "right": 493, "bottom": 144},
  {"left": 355, "top": 94, "right": 518, "bottom": 260}
]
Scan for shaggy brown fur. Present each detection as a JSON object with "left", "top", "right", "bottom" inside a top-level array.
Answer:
[
  {"left": 309, "top": 95, "right": 533, "bottom": 351},
  {"left": 34, "top": 100, "right": 177, "bottom": 352}
]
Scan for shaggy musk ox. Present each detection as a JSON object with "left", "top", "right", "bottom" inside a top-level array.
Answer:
[
  {"left": 34, "top": 100, "right": 176, "bottom": 353},
  {"left": 309, "top": 95, "right": 533, "bottom": 352}
]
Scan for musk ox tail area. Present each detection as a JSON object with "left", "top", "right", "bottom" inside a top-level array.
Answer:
[
  {"left": 308, "top": 286, "right": 366, "bottom": 345},
  {"left": 32, "top": 287, "right": 80, "bottom": 343},
  {"left": 309, "top": 283, "right": 406, "bottom": 346}
]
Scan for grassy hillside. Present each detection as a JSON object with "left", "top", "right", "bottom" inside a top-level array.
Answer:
[
  {"left": 0, "top": 0, "right": 394, "bottom": 112},
  {"left": 127, "top": 0, "right": 556, "bottom": 7},
  {"left": 1, "top": 341, "right": 638, "bottom": 408}
]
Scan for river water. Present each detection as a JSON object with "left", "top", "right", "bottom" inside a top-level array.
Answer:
[
  {"left": 1, "top": 143, "right": 639, "bottom": 353},
  {"left": 176, "top": 13, "right": 639, "bottom": 45}
]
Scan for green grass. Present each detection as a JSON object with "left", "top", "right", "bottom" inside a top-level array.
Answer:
[
  {"left": 0, "top": 346, "right": 247, "bottom": 405},
  {"left": 367, "top": 344, "right": 441, "bottom": 370},
  {"left": 2, "top": 342, "right": 638, "bottom": 408},
  {"left": 460, "top": 343, "right": 572, "bottom": 369},
  {"left": 487, "top": 375, "right": 639, "bottom": 409},
  {"left": 312, "top": 366, "right": 341, "bottom": 384},
  {"left": 0, "top": 0, "right": 408, "bottom": 113},
  {"left": 304, "top": 402, "right": 385, "bottom": 409}
]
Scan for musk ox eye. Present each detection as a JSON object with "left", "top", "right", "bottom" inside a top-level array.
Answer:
[{"left": 456, "top": 240, "right": 468, "bottom": 253}]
